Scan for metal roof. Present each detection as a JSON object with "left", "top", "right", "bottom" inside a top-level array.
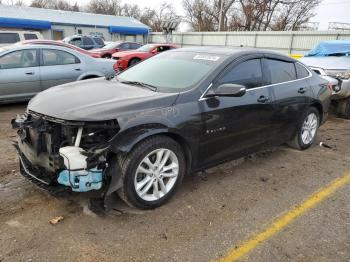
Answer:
[{"left": 0, "top": 4, "right": 150, "bottom": 33}]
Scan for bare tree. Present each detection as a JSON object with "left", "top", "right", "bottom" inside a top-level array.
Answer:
[
  {"left": 86, "top": 0, "right": 123, "bottom": 16},
  {"left": 271, "top": 0, "right": 321, "bottom": 31},
  {"left": 140, "top": 3, "right": 178, "bottom": 32},
  {"left": 121, "top": 3, "right": 141, "bottom": 18},
  {"left": 0, "top": 0, "right": 26, "bottom": 5},
  {"left": 30, "top": 0, "right": 80, "bottom": 11},
  {"left": 183, "top": 0, "right": 216, "bottom": 31},
  {"left": 183, "top": 0, "right": 320, "bottom": 31}
]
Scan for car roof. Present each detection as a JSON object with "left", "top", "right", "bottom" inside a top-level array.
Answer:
[
  {"left": 151, "top": 43, "right": 178, "bottom": 47},
  {"left": 172, "top": 46, "right": 294, "bottom": 60},
  {"left": 0, "top": 43, "right": 85, "bottom": 55}
]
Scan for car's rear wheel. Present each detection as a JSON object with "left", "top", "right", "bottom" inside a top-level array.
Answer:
[
  {"left": 288, "top": 107, "right": 320, "bottom": 150},
  {"left": 117, "top": 136, "right": 185, "bottom": 209},
  {"left": 128, "top": 58, "right": 141, "bottom": 67}
]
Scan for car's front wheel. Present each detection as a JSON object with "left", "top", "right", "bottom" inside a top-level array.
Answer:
[
  {"left": 117, "top": 136, "right": 185, "bottom": 209},
  {"left": 288, "top": 107, "right": 320, "bottom": 150}
]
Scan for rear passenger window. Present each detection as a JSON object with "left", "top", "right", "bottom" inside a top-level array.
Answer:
[
  {"left": 42, "top": 49, "right": 80, "bottom": 66},
  {"left": 265, "top": 59, "right": 296, "bottom": 84},
  {"left": 83, "top": 37, "right": 94, "bottom": 46},
  {"left": 295, "top": 63, "right": 310, "bottom": 79},
  {"left": 93, "top": 38, "right": 104, "bottom": 46},
  {"left": 24, "top": 33, "right": 38, "bottom": 40},
  {"left": 0, "top": 33, "right": 20, "bottom": 44},
  {"left": 121, "top": 43, "right": 130, "bottom": 49},
  {"left": 219, "top": 59, "right": 263, "bottom": 89},
  {"left": 131, "top": 43, "right": 141, "bottom": 49}
]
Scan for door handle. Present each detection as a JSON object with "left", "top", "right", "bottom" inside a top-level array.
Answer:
[
  {"left": 74, "top": 68, "right": 81, "bottom": 71},
  {"left": 257, "top": 95, "right": 270, "bottom": 103},
  {"left": 25, "top": 71, "right": 35, "bottom": 75},
  {"left": 298, "top": 87, "right": 307, "bottom": 94}
]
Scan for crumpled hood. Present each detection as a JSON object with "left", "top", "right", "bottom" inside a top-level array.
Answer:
[
  {"left": 28, "top": 78, "right": 178, "bottom": 121},
  {"left": 300, "top": 56, "right": 350, "bottom": 70},
  {"left": 112, "top": 50, "right": 145, "bottom": 58}
]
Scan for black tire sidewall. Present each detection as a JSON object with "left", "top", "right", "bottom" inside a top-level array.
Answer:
[
  {"left": 129, "top": 58, "right": 140, "bottom": 67},
  {"left": 123, "top": 137, "right": 185, "bottom": 209},
  {"left": 297, "top": 108, "right": 320, "bottom": 149}
]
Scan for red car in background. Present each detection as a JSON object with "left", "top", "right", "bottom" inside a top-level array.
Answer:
[
  {"left": 18, "top": 40, "right": 100, "bottom": 58},
  {"left": 89, "top": 41, "right": 142, "bottom": 58},
  {"left": 112, "top": 43, "right": 178, "bottom": 71}
]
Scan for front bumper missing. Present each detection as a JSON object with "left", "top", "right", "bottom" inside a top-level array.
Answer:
[{"left": 13, "top": 141, "right": 69, "bottom": 196}]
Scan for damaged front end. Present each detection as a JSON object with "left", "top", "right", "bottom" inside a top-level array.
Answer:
[{"left": 11, "top": 111, "right": 120, "bottom": 201}]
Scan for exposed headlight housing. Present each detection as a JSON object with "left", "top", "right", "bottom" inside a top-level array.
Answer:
[{"left": 324, "top": 69, "right": 350, "bottom": 79}]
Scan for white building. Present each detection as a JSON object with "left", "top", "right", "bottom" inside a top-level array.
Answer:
[{"left": 0, "top": 4, "right": 150, "bottom": 43}]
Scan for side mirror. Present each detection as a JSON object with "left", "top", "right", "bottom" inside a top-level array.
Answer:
[{"left": 206, "top": 83, "right": 247, "bottom": 98}]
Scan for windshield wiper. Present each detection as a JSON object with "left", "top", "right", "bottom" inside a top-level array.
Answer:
[{"left": 120, "top": 81, "right": 157, "bottom": 91}]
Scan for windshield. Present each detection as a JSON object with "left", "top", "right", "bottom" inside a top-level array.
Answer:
[
  {"left": 137, "top": 44, "right": 155, "bottom": 52},
  {"left": 117, "top": 51, "right": 224, "bottom": 92},
  {"left": 102, "top": 42, "right": 119, "bottom": 49}
]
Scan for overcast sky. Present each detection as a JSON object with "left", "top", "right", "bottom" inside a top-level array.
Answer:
[{"left": 23, "top": 0, "right": 350, "bottom": 31}]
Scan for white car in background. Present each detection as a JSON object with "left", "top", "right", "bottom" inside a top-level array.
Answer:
[
  {"left": 0, "top": 30, "right": 43, "bottom": 47},
  {"left": 301, "top": 40, "right": 350, "bottom": 118}
]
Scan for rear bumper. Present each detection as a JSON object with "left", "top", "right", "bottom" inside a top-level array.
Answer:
[
  {"left": 333, "top": 79, "right": 350, "bottom": 99},
  {"left": 312, "top": 70, "right": 350, "bottom": 99}
]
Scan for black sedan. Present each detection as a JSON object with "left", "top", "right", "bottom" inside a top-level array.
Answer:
[{"left": 12, "top": 47, "right": 331, "bottom": 210}]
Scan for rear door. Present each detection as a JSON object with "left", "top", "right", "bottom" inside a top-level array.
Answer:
[
  {"left": 0, "top": 49, "right": 40, "bottom": 102},
  {"left": 39, "top": 48, "right": 83, "bottom": 90},
  {"left": 198, "top": 55, "right": 275, "bottom": 166},
  {"left": 263, "top": 56, "right": 312, "bottom": 143}
]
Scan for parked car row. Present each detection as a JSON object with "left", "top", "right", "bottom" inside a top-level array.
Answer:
[
  {"left": 10, "top": 45, "right": 332, "bottom": 211},
  {"left": 300, "top": 40, "right": 350, "bottom": 118},
  {"left": 0, "top": 39, "right": 177, "bottom": 103}
]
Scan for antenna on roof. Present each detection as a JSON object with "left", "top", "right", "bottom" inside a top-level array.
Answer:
[{"left": 160, "top": 20, "right": 180, "bottom": 43}]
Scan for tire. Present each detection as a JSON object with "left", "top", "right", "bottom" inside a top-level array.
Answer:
[
  {"left": 337, "top": 97, "right": 350, "bottom": 119},
  {"left": 128, "top": 58, "right": 140, "bottom": 67},
  {"left": 117, "top": 136, "right": 186, "bottom": 209},
  {"left": 288, "top": 107, "right": 320, "bottom": 150}
]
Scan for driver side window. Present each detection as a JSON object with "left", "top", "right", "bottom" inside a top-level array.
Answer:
[{"left": 218, "top": 59, "right": 264, "bottom": 89}]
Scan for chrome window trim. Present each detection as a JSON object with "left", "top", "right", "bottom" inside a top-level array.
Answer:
[{"left": 199, "top": 62, "right": 313, "bottom": 101}]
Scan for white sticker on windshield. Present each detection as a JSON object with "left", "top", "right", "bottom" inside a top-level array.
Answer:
[{"left": 193, "top": 55, "right": 220, "bottom": 61}]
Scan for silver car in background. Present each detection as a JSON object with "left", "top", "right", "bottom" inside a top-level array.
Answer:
[
  {"left": 300, "top": 40, "right": 350, "bottom": 118},
  {"left": 0, "top": 44, "right": 116, "bottom": 103}
]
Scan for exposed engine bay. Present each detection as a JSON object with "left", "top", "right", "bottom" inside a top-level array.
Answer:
[{"left": 11, "top": 111, "right": 120, "bottom": 197}]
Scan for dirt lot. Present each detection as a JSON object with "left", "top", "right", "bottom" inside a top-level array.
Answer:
[{"left": 0, "top": 103, "right": 349, "bottom": 262}]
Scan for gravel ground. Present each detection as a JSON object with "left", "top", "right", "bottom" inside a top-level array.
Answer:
[{"left": 0, "top": 103, "right": 349, "bottom": 262}]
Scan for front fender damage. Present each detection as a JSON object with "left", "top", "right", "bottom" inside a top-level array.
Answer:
[
  {"left": 11, "top": 112, "right": 172, "bottom": 212},
  {"left": 11, "top": 112, "right": 126, "bottom": 212}
]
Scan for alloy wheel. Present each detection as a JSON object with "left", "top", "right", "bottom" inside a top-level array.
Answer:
[
  {"left": 301, "top": 113, "right": 318, "bottom": 145},
  {"left": 134, "top": 148, "right": 179, "bottom": 202}
]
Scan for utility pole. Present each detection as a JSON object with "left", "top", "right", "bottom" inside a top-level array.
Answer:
[{"left": 218, "top": 0, "right": 224, "bottom": 31}]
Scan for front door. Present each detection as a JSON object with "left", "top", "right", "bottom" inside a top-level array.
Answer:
[
  {"left": 198, "top": 56, "right": 275, "bottom": 167},
  {"left": 0, "top": 49, "right": 40, "bottom": 102}
]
